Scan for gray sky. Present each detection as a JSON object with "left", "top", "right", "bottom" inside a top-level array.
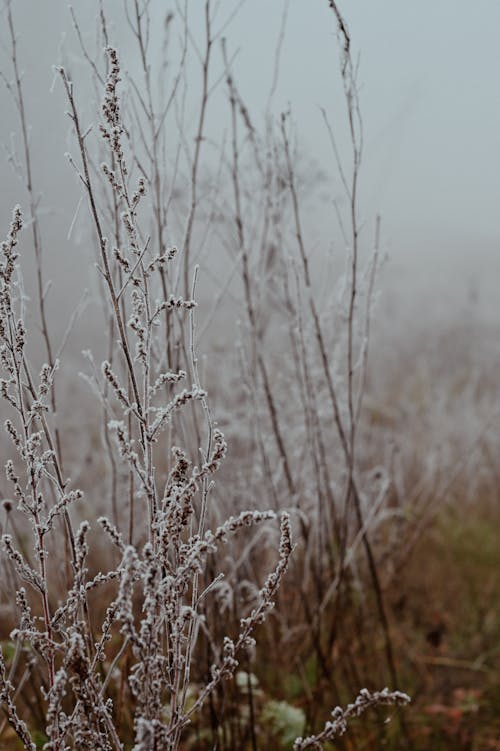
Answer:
[
  {"left": 1, "top": 1, "right": 499, "bottom": 325},
  {"left": 229, "top": 1, "right": 500, "bottom": 256}
]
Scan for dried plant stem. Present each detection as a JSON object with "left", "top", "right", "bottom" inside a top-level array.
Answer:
[
  {"left": 182, "top": 0, "right": 212, "bottom": 298},
  {"left": 225, "top": 57, "right": 296, "bottom": 500}
]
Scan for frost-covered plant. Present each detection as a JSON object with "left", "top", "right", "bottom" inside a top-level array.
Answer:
[
  {"left": 293, "top": 688, "right": 411, "bottom": 750},
  {"left": 0, "top": 184, "right": 292, "bottom": 751},
  {"left": 214, "top": 0, "right": 403, "bottom": 714},
  {"left": 0, "top": 35, "right": 294, "bottom": 751},
  {"left": 0, "top": 1, "right": 412, "bottom": 749}
]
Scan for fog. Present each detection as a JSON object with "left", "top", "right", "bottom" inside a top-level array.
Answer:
[
  {"left": 1, "top": 1, "right": 499, "bottom": 338},
  {"left": 1, "top": 7, "right": 499, "bottom": 744}
]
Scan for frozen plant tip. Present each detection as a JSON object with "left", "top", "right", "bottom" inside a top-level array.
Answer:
[{"left": 293, "top": 688, "right": 411, "bottom": 750}]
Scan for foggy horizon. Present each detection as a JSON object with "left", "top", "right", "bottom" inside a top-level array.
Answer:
[{"left": 1, "top": 1, "right": 499, "bottom": 317}]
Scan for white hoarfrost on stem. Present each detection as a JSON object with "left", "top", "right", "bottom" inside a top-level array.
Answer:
[
  {"left": 0, "top": 40, "right": 302, "bottom": 751},
  {"left": 293, "top": 688, "right": 411, "bottom": 750},
  {"left": 0, "top": 3, "right": 413, "bottom": 749}
]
